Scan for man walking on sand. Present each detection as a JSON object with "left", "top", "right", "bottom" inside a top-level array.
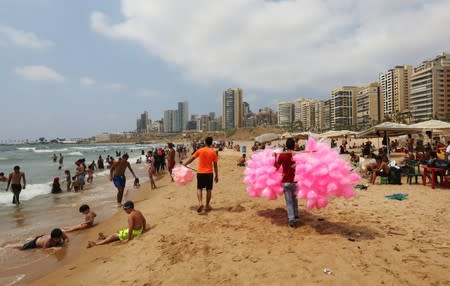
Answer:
[
  {"left": 110, "top": 154, "right": 137, "bottom": 207},
  {"left": 274, "top": 138, "right": 299, "bottom": 228},
  {"left": 183, "top": 136, "right": 218, "bottom": 214},
  {"left": 5, "top": 166, "right": 26, "bottom": 205},
  {"left": 87, "top": 200, "right": 146, "bottom": 247},
  {"left": 167, "top": 143, "right": 176, "bottom": 182}
]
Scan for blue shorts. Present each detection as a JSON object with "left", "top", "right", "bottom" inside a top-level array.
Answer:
[{"left": 113, "top": 175, "right": 126, "bottom": 189}]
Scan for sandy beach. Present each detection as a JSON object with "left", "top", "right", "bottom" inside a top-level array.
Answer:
[{"left": 28, "top": 143, "right": 450, "bottom": 286}]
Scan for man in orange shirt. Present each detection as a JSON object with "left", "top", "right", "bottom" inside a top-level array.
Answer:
[{"left": 183, "top": 137, "right": 219, "bottom": 213}]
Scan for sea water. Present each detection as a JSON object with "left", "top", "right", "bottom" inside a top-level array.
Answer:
[{"left": 0, "top": 143, "right": 162, "bottom": 284}]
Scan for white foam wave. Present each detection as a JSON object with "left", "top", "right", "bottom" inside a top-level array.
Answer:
[
  {"left": 67, "top": 152, "right": 83, "bottom": 156},
  {"left": 17, "top": 147, "right": 36, "bottom": 151},
  {"left": 33, "top": 148, "right": 68, "bottom": 153},
  {"left": 0, "top": 183, "right": 51, "bottom": 205},
  {"left": 0, "top": 157, "right": 8, "bottom": 160},
  {"left": 70, "top": 146, "right": 107, "bottom": 151}
]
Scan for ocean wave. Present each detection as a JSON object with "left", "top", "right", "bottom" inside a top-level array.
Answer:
[
  {"left": 67, "top": 152, "right": 83, "bottom": 156},
  {"left": 0, "top": 157, "right": 8, "bottom": 160},
  {"left": 33, "top": 148, "right": 68, "bottom": 153},
  {"left": 16, "top": 147, "right": 36, "bottom": 151},
  {"left": 0, "top": 183, "right": 51, "bottom": 205},
  {"left": 70, "top": 146, "right": 107, "bottom": 151}
]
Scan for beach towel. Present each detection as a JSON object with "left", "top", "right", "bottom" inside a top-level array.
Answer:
[{"left": 384, "top": 193, "right": 408, "bottom": 201}]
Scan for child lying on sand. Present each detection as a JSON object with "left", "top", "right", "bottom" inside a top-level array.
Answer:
[{"left": 62, "top": 204, "right": 97, "bottom": 232}]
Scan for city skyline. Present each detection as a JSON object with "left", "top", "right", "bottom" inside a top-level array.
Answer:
[{"left": 1, "top": 1, "right": 450, "bottom": 140}]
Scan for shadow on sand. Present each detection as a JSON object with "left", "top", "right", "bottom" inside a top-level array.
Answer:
[{"left": 257, "top": 208, "right": 380, "bottom": 241}]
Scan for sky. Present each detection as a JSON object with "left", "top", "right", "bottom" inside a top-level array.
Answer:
[{"left": 1, "top": 0, "right": 449, "bottom": 140}]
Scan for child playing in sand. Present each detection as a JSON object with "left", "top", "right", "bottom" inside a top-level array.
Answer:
[
  {"left": 133, "top": 177, "right": 140, "bottom": 188},
  {"left": 4, "top": 228, "right": 68, "bottom": 250},
  {"left": 62, "top": 204, "right": 97, "bottom": 232}
]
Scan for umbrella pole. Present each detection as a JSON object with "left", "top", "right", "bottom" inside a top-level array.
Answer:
[{"left": 385, "top": 131, "right": 390, "bottom": 161}]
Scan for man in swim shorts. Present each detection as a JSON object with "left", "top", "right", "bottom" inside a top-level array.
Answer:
[
  {"left": 110, "top": 154, "right": 137, "bottom": 207},
  {"left": 5, "top": 228, "right": 68, "bottom": 250},
  {"left": 5, "top": 165, "right": 26, "bottom": 205},
  {"left": 87, "top": 201, "right": 146, "bottom": 248}
]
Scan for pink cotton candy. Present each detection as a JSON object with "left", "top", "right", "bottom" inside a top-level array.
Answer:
[
  {"left": 172, "top": 165, "right": 195, "bottom": 186},
  {"left": 243, "top": 148, "right": 283, "bottom": 200},
  {"left": 293, "top": 137, "right": 360, "bottom": 211}
]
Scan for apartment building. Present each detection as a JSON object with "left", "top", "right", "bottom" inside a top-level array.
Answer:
[
  {"left": 410, "top": 52, "right": 450, "bottom": 122},
  {"left": 356, "top": 82, "right": 383, "bottom": 129},
  {"left": 330, "top": 86, "right": 361, "bottom": 129},
  {"left": 222, "top": 88, "right": 243, "bottom": 129},
  {"left": 379, "top": 65, "right": 412, "bottom": 117}
]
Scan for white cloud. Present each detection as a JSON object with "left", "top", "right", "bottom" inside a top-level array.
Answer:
[
  {"left": 80, "top": 76, "right": 96, "bottom": 86},
  {"left": 0, "top": 25, "right": 53, "bottom": 49},
  {"left": 91, "top": 0, "right": 450, "bottom": 92},
  {"left": 103, "top": 83, "right": 125, "bottom": 90},
  {"left": 14, "top": 65, "right": 65, "bottom": 82},
  {"left": 137, "top": 88, "right": 160, "bottom": 98}
]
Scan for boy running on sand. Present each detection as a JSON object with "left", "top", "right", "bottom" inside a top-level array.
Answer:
[
  {"left": 87, "top": 201, "right": 146, "bottom": 248},
  {"left": 4, "top": 228, "right": 68, "bottom": 250},
  {"left": 62, "top": 204, "right": 97, "bottom": 232}
]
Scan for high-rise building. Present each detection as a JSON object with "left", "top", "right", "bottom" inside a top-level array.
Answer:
[
  {"left": 331, "top": 86, "right": 361, "bottom": 130},
  {"left": 313, "top": 100, "right": 324, "bottom": 132},
  {"left": 177, "top": 101, "right": 189, "bottom": 132},
  {"left": 379, "top": 65, "right": 412, "bottom": 117},
  {"left": 356, "top": 82, "right": 383, "bottom": 129},
  {"left": 322, "top": 99, "right": 331, "bottom": 131},
  {"left": 222, "top": 88, "right": 243, "bottom": 129},
  {"left": 411, "top": 52, "right": 450, "bottom": 122},
  {"left": 163, "top": 109, "right": 178, "bottom": 133},
  {"left": 136, "top": 111, "right": 149, "bottom": 133},
  {"left": 277, "top": 101, "right": 294, "bottom": 126}
]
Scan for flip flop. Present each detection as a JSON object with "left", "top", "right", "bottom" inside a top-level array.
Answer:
[{"left": 197, "top": 205, "right": 204, "bottom": 213}]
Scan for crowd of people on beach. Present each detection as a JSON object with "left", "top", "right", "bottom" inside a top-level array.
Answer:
[{"left": 1, "top": 138, "right": 226, "bottom": 251}]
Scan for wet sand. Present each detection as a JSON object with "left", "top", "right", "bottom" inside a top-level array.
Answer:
[
  {"left": 0, "top": 162, "right": 152, "bottom": 285},
  {"left": 21, "top": 145, "right": 450, "bottom": 285}
]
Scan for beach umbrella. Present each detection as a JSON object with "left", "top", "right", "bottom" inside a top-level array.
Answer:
[
  {"left": 357, "top": 122, "right": 421, "bottom": 138},
  {"left": 409, "top": 119, "right": 450, "bottom": 131},
  {"left": 254, "top": 133, "right": 280, "bottom": 143},
  {"left": 357, "top": 122, "right": 422, "bottom": 159}
]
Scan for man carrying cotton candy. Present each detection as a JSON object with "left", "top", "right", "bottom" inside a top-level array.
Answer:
[{"left": 274, "top": 138, "right": 299, "bottom": 228}]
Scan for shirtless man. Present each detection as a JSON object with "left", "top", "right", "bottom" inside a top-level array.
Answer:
[
  {"left": 370, "top": 156, "right": 390, "bottom": 184},
  {"left": 87, "top": 201, "right": 146, "bottom": 247},
  {"left": 5, "top": 166, "right": 26, "bottom": 205},
  {"left": 4, "top": 228, "right": 68, "bottom": 250},
  {"left": 110, "top": 154, "right": 137, "bottom": 207},
  {"left": 62, "top": 204, "right": 97, "bottom": 232},
  {"left": 167, "top": 143, "right": 176, "bottom": 182}
]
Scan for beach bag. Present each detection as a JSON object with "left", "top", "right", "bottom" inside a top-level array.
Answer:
[{"left": 388, "top": 167, "right": 402, "bottom": 185}]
